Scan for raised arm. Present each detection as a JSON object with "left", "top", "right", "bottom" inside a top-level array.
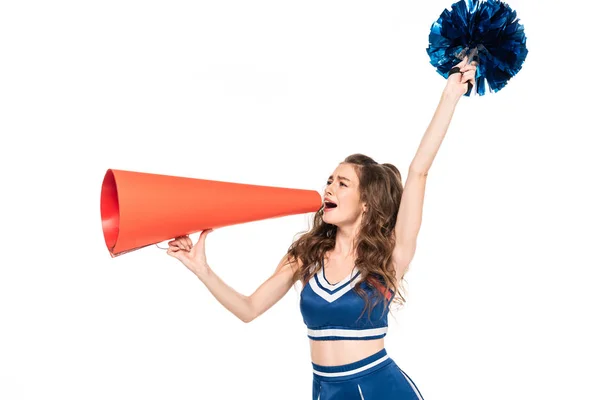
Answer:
[
  {"left": 392, "top": 59, "right": 477, "bottom": 278},
  {"left": 167, "top": 230, "right": 298, "bottom": 323}
]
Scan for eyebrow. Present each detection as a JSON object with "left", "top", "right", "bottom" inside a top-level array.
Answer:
[{"left": 328, "top": 175, "right": 351, "bottom": 182}]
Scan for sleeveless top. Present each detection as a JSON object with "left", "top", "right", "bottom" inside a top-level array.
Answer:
[{"left": 299, "top": 258, "right": 394, "bottom": 341}]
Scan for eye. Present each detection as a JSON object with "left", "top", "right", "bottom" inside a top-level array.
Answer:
[
  {"left": 340, "top": 182, "right": 347, "bottom": 187},
  {"left": 326, "top": 180, "right": 332, "bottom": 186}
]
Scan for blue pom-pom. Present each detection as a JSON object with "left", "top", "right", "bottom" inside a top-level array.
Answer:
[{"left": 426, "top": 0, "right": 528, "bottom": 96}]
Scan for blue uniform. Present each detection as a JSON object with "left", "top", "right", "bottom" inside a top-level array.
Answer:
[{"left": 300, "top": 261, "right": 425, "bottom": 399}]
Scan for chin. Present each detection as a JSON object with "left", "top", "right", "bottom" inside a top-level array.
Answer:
[
  {"left": 322, "top": 214, "right": 335, "bottom": 225},
  {"left": 322, "top": 214, "right": 342, "bottom": 227}
]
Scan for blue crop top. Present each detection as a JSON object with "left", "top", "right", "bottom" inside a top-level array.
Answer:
[{"left": 299, "top": 260, "right": 394, "bottom": 341}]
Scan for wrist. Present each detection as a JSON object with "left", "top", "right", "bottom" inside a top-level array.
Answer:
[
  {"left": 194, "top": 264, "right": 211, "bottom": 280},
  {"left": 441, "top": 88, "right": 462, "bottom": 104}
]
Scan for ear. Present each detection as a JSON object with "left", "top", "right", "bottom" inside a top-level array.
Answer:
[{"left": 362, "top": 203, "right": 367, "bottom": 214}]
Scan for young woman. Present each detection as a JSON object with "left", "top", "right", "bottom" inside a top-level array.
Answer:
[{"left": 167, "top": 58, "right": 477, "bottom": 399}]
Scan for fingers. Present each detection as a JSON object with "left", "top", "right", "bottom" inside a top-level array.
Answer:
[
  {"left": 448, "top": 66, "right": 462, "bottom": 77},
  {"left": 167, "top": 247, "right": 186, "bottom": 261},
  {"left": 450, "top": 59, "right": 477, "bottom": 86},
  {"left": 167, "top": 230, "right": 214, "bottom": 254},
  {"left": 452, "top": 56, "right": 477, "bottom": 72},
  {"left": 456, "top": 57, "right": 469, "bottom": 69},
  {"left": 460, "top": 63, "right": 478, "bottom": 73},
  {"left": 168, "top": 235, "right": 192, "bottom": 251},
  {"left": 461, "top": 70, "right": 476, "bottom": 83},
  {"left": 461, "top": 70, "right": 476, "bottom": 88},
  {"left": 167, "top": 239, "right": 185, "bottom": 251}
]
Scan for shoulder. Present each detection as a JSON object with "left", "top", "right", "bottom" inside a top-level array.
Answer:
[{"left": 275, "top": 253, "right": 304, "bottom": 276}]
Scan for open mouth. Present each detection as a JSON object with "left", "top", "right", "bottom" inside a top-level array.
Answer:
[{"left": 324, "top": 201, "right": 337, "bottom": 210}]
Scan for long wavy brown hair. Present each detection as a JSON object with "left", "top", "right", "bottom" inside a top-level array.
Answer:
[{"left": 287, "top": 154, "right": 407, "bottom": 321}]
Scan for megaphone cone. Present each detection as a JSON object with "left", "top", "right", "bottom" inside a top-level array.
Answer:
[{"left": 100, "top": 169, "right": 322, "bottom": 257}]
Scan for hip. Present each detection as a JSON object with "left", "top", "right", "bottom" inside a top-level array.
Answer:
[{"left": 312, "top": 348, "right": 424, "bottom": 400}]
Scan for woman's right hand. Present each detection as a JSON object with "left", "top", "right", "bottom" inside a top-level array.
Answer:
[{"left": 167, "top": 229, "right": 214, "bottom": 277}]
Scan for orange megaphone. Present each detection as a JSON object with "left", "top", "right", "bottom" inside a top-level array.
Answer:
[{"left": 100, "top": 169, "right": 322, "bottom": 257}]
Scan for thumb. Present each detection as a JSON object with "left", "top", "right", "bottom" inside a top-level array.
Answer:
[{"left": 196, "top": 228, "right": 214, "bottom": 246}]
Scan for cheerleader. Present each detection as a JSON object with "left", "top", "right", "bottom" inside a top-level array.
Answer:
[{"left": 167, "top": 58, "right": 477, "bottom": 399}]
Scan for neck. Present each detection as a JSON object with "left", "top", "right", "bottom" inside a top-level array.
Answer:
[{"left": 333, "top": 219, "right": 362, "bottom": 258}]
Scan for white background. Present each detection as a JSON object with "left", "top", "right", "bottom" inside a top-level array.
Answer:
[{"left": 1, "top": 0, "right": 599, "bottom": 399}]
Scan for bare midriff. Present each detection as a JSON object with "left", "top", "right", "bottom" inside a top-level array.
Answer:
[{"left": 309, "top": 337, "right": 385, "bottom": 366}]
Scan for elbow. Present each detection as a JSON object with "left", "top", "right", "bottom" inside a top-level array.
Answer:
[
  {"left": 240, "top": 298, "right": 256, "bottom": 323},
  {"left": 240, "top": 314, "right": 255, "bottom": 324}
]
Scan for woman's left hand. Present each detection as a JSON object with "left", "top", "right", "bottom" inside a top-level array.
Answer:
[{"left": 443, "top": 58, "right": 477, "bottom": 101}]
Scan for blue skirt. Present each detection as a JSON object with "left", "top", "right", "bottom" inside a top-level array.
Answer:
[{"left": 312, "top": 348, "right": 424, "bottom": 400}]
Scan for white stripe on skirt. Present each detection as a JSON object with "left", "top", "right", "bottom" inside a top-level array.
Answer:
[
  {"left": 313, "top": 354, "right": 389, "bottom": 378},
  {"left": 399, "top": 369, "right": 424, "bottom": 400}
]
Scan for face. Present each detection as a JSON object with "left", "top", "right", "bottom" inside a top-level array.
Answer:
[{"left": 322, "top": 163, "right": 365, "bottom": 227}]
